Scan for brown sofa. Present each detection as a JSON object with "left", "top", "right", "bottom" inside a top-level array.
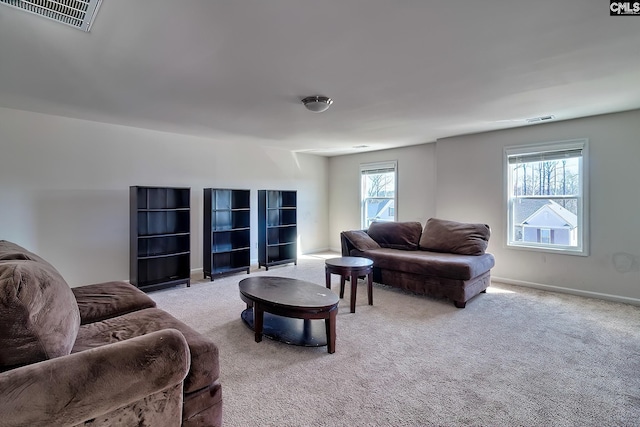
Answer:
[
  {"left": 341, "top": 218, "right": 495, "bottom": 308},
  {"left": 0, "top": 240, "right": 222, "bottom": 427}
]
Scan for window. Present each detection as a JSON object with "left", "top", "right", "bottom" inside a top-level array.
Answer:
[
  {"left": 504, "top": 139, "right": 588, "bottom": 256},
  {"left": 360, "top": 161, "right": 397, "bottom": 228},
  {"left": 539, "top": 228, "right": 551, "bottom": 244}
]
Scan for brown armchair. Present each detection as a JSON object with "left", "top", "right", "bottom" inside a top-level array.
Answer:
[{"left": 0, "top": 241, "right": 222, "bottom": 426}]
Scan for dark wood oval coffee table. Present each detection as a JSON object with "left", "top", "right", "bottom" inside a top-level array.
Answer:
[
  {"left": 239, "top": 276, "right": 340, "bottom": 354},
  {"left": 325, "top": 256, "right": 374, "bottom": 313}
]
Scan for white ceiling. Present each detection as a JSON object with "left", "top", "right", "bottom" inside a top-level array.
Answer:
[{"left": 1, "top": 1, "right": 639, "bottom": 156}]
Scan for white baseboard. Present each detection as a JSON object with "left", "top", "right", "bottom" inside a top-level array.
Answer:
[
  {"left": 492, "top": 276, "right": 640, "bottom": 306},
  {"left": 303, "top": 247, "right": 332, "bottom": 254}
]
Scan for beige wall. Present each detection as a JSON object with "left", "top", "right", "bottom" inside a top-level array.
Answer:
[
  {"left": 328, "top": 109, "right": 640, "bottom": 304},
  {"left": 0, "top": 107, "right": 329, "bottom": 286},
  {"left": 328, "top": 143, "right": 437, "bottom": 251},
  {"left": 3, "top": 105, "right": 638, "bottom": 303},
  {"left": 435, "top": 109, "right": 640, "bottom": 303}
]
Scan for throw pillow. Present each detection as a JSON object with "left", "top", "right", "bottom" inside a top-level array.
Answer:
[
  {"left": 367, "top": 221, "right": 423, "bottom": 250},
  {"left": 341, "top": 230, "right": 381, "bottom": 252},
  {"left": 419, "top": 218, "right": 490, "bottom": 255}
]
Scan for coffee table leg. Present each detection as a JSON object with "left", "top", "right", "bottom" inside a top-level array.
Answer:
[
  {"left": 350, "top": 272, "right": 357, "bottom": 313},
  {"left": 253, "top": 304, "right": 264, "bottom": 343},
  {"left": 368, "top": 271, "right": 373, "bottom": 306},
  {"left": 325, "top": 267, "right": 331, "bottom": 289},
  {"left": 325, "top": 309, "right": 336, "bottom": 354},
  {"left": 339, "top": 275, "right": 346, "bottom": 299}
]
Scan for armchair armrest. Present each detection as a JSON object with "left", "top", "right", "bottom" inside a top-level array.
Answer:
[
  {"left": 72, "top": 281, "right": 156, "bottom": 324},
  {"left": 0, "top": 329, "right": 190, "bottom": 427}
]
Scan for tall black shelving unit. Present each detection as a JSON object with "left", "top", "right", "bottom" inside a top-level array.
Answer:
[
  {"left": 258, "top": 190, "right": 297, "bottom": 270},
  {"left": 130, "top": 186, "right": 191, "bottom": 291},
  {"left": 203, "top": 188, "right": 251, "bottom": 280}
]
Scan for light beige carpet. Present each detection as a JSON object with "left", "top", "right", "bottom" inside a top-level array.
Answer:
[{"left": 150, "top": 254, "right": 640, "bottom": 427}]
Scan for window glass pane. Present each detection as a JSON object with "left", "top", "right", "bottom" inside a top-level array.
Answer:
[
  {"left": 363, "top": 171, "right": 395, "bottom": 197},
  {"left": 363, "top": 198, "right": 395, "bottom": 227},
  {"left": 540, "top": 229, "right": 551, "bottom": 244},
  {"left": 361, "top": 162, "right": 397, "bottom": 228},
  {"left": 505, "top": 140, "right": 588, "bottom": 255},
  {"left": 508, "top": 157, "right": 581, "bottom": 197}
]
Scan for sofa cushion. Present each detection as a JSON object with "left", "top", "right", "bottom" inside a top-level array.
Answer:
[
  {"left": 0, "top": 259, "right": 80, "bottom": 369},
  {"left": 357, "top": 248, "right": 495, "bottom": 281},
  {"left": 341, "top": 230, "right": 381, "bottom": 252},
  {"left": 367, "top": 221, "right": 423, "bottom": 250},
  {"left": 72, "top": 281, "right": 157, "bottom": 325},
  {"left": 419, "top": 218, "right": 490, "bottom": 255},
  {"left": 73, "top": 308, "right": 219, "bottom": 395}
]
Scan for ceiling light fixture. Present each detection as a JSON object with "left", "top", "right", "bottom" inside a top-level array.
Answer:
[{"left": 302, "top": 96, "right": 333, "bottom": 113}]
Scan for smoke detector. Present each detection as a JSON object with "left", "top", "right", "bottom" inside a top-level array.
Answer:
[{"left": 0, "top": 0, "right": 103, "bottom": 32}]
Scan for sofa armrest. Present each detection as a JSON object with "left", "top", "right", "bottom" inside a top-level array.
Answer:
[
  {"left": 340, "top": 232, "right": 355, "bottom": 256},
  {"left": 341, "top": 230, "right": 381, "bottom": 256},
  {"left": 0, "top": 329, "right": 190, "bottom": 427}
]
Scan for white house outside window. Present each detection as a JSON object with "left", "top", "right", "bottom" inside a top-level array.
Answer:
[
  {"left": 360, "top": 161, "right": 397, "bottom": 228},
  {"left": 504, "top": 139, "right": 588, "bottom": 256}
]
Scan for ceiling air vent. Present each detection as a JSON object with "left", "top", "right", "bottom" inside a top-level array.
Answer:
[{"left": 0, "top": 0, "right": 102, "bottom": 32}]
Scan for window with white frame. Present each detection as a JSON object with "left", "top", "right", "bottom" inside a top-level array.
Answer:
[
  {"left": 505, "top": 139, "right": 588, "bottom": 255},
  {"left": 360, "top": 161, "right": 397, "bottom": 229}
]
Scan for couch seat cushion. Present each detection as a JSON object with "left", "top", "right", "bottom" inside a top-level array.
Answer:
[
  {"left": 358, "top": 248, "right": 495, "bottom": 280},
  {"left": 0, "top": 259, "right": 80, "bottom": 369},
  {"left": 367, "top": 221, "right": 423, "bottom": 250},
  {"left": 73, "top": 308, "right": 219, "bottom": 394},
  {"left": 72, "top": 281, "right": 156, "bottom": 325}
]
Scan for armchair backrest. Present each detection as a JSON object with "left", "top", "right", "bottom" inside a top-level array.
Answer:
[{"left": 0, "top": 241, "right": 80, "bottom": 371}]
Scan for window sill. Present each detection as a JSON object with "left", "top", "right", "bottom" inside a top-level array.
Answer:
[{"left": 506, "top": 242, "right": 588, "bottom": 257}]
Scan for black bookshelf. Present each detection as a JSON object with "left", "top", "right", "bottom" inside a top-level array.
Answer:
[
  {"left": 203, "top": 188, "right": 251, "bottom": 280},
  {"left": 130, "top": 186, "right": 191, "bottom": 291},
  {"left": 258, "top": 190, "right": 297, "bottom": 270}
]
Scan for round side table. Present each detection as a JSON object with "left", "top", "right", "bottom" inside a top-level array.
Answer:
[{"left": 325, "top": 256, "right": 374, "bottom": 313}]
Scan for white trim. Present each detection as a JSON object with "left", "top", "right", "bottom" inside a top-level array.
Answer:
[{"left": 492, "top": 276, "right": 640, "bottom": 306}]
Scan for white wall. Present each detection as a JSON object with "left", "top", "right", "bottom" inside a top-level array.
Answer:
[
  {"left": 4, "top": 106, "right": 637, "bottom": 302},
  {"left": 328, "top": 144, "right": 437, "bottom": 251},
  {"left": 0, "top": 107, "right": 329, "bottom": 286},
  {"left": 435, "top": 110, "right": 640, "bottom": 303},
  {"left": 327, "top": 110, "right": 640, "bottom": 304}
]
